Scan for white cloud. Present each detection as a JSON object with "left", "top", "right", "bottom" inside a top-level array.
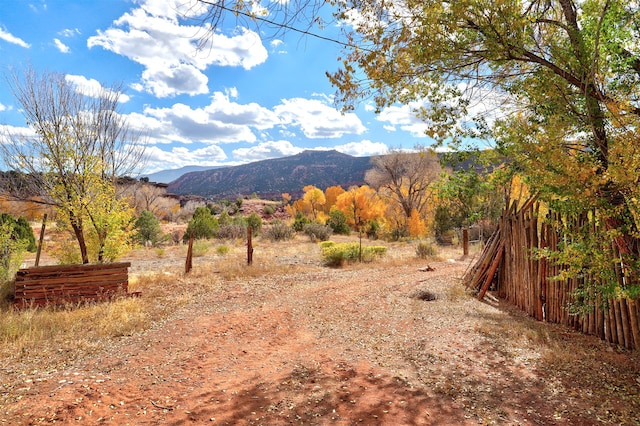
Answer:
[
  {"left": 125, "top": 89, "right": 368, "bottom": 150},
  {"left": 87, "top": 0, "right": 268, "bottom": 98},
  {"left": 143, "top": 143, "right": 228, "bottom": 172},
  {"left": 0, "top": 103, "right": 7, "bottom": 112},
  {"left": 140, "top": 63, "right": 209, "bottom": 98},
  {"left": 377, "top": 103, "right": 430, "bottom": 137},
  {"left": 377, "top": 84, "right": 514, "bottom": 139},
  {"left": 53, "top": 38, "right": 70, "bottom": 53},
  {"left": 139, "top": 90, "right": 279, "bottom": 144},
  {"left": 0, "top": 28, "right": 30, "bottom": 48},
  {"left": 65, "top": 75, "right": 131, "bottom": 103},
  {"left": 232, "top": 140, "right": 302, "bottom": 161},
  {"left": 274, "top": 98, "right": 366, "bottom": 139},
  {"left": 59, "top": 28, "right": 80, "bottom": 37},
  {"left": 334, "top": 140, "right": 388, "bottom": 157},
  {"left": 0, "top": 124, "right": 36, "bottom": 138},
  {"left": 270, "top": 39, "right": 287, "bottom": 54},
  {"left": 458, "top": 83, "right": 514, "bottom": 131}
]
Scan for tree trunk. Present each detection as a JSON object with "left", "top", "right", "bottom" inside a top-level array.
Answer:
[{"left": 70, "top": 219, "right": 89, "bottom": 264}]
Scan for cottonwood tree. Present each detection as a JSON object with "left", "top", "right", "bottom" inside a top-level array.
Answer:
[
  {"left": 329, "top": 0, "right": 640, "bottom": 296},
  {"left": 121, "top": 180, "right": 169, "bottom": 215},
  {"left": 365, "top": 147, "right": 442, "bottom": 236},
  {"left": 334, "top": 185, "right": 386, "bottom": 258},
  {"left": 334, "top": 185, "right": 385, "bottom": 233},
  {"left": 0, "top": 68, "right": 145, "bottom": 263},
  {"left": 198, "top": 0, "right": 640, "bottom": 300},
  {"left": 302, "top": 185, "right": 326, "bottom": 220}
]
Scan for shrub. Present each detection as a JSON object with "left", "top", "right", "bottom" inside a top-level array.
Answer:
[
  {"left": 134, "top": 210, "right": 162, "bottom": 246},
  {"left": 0, "top": 221, "right": 27, "bottom": 282},
  {"left": 184, "top": 207, "right": 219, "bottom": 242},
  {"left": 216, "top": 223, "right": 247, "bottom": 239},
  {"left": 192, "top": 240, "right": 210, "bottom": 257},
  {"left": 366, "top": 220, "right": 381, "bottom": 240},
  {"left": 264, "top": 221, "right": 294, "bottom": 242},
  {"left": 416, "top": 240, "right": 438, "bottom": 259},
  {"left": 292, "top": 212, "right": 311, "bottom": 231},
  {"left": 217, "top": 211, "right": 231, "bottom": 226},
  {"left": 326, "top": 210, "right": 350, "bottom": 235},
  {"left": 216, "top": 245, "right": 230, "bottom": 255},
  {"left": 49, "top": 233, "right": 82, "bottom": 265},
  {"left": 320, "top": 244, "right": 348, "bottom": 267},
  {"left": 245, "top": 213, "right": 262, "bottom": 234},
  {"left": 263, "top": 205, "right": 275, "bottom": 215},
  {"left": 0, "top": 213, "right": 36, "bottom": 252},
  {"left": 320, "top": 241, "right": 387, "bottom": 267},
  {"left": 303, "top": 223, "right": 333, "bottom": 242}
]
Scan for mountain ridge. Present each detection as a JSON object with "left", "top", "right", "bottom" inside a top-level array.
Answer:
[{"left": 167, "top": 150, "right": 373, "bottom": 199}]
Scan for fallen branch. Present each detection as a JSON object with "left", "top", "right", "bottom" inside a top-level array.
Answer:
[{"left": 151, "top": 400, "right": 174, "bottom": 411}]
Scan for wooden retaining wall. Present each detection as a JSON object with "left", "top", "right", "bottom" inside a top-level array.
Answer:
[
  {"left": 465, "top": 200, "right": 640, "bottom": 350},
  {"left": 13, "top": 262, "right": 131, "bottom": 308}
]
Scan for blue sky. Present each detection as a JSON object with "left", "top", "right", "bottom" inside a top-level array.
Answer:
[{"left": 0, "top": 0, "right": 441, "bottom": 174}]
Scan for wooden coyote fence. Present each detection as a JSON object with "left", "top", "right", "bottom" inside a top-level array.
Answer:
[
  {"left": 465, "top": 199, "right": 640, "bottom": 350},
  {"left": 13, "top": 262, "right": 132, "bottom": 308}
]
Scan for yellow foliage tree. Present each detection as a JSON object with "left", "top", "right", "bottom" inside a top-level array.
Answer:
[
  {"left": 302, "top": 185, "right": 326, "bottom": 220},
  {"left": 334, "top": 185, "right": 386, "bottom": 232},
  {"left": 52, "top": 159, "right": 135, "bottom": 263},
  {"left": 324, "top": 185, "right": 345, "bottom": 214},
  {"left": 408, "top": 208, "right": 427, "bottom": 238}
]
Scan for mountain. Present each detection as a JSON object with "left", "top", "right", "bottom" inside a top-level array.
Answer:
[
  {"left": 167, "top": 150, "right": 373, "bottom": 199},
  {"left": 144, "top": 165, "right": 218, "bottom": 184}
]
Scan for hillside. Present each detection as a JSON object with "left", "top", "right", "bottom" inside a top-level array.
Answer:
[{"left": 167, "top": 150, "right": 372, "bottom": 199}]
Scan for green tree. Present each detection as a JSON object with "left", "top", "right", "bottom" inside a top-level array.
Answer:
[
  {"left": 0, "top": 213, "right": 36, "bottom": 278},
  {"left": 184, "top": 206, "right": 219, "bottom": 242},
  {"left": 436, "top": 160, "right": 503, "bottom": 237},
  {"left": 0, "top": 67, "right": 145, "bottom": 263},
  {"left": 135, "top": 210, "right": 162, "bottom": 246},
  {"left": 326, "top": 209, "right": 351, "bottom": 235},
  {"left": 0, "top": 222, "right": 27, "bottom": 283},
  {"left": 0, "top": 214, "right": 37, "bottom": 252},
  {"left": 245, "top": 212, "right": 262, "bottom": 234}
]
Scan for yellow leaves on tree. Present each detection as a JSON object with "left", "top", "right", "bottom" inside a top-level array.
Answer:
[
  {"left": 334, "top": 185, "right": 386, "bottom": 231},
  {"left": 324, "top": 185, "right": 345, "bottom": 213},
  {"left": 52, "top": 158, "right": 135, "bottom": 263},
  {"left": 302, "top": 185, "right": 326, "bottom": 220},
  {"left": 408, "top": 208, "right": 427, "bottom": 238}
]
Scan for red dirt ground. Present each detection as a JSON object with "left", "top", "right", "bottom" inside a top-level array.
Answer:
[{"left": 2, "top": 246, "right": 640, "bottom": 425}]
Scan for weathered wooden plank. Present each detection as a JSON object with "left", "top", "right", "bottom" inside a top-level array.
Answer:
[
  {"left": 16, "top": 267, "right": 129, "bottom": 281},
  {"left": 16, "top": 262, "right": 131, "bottom": 275},
  {"left": 15, "top": 274, "right": 128, "bottom": 289},
  {"left": 15, "top": 285, "right": 126, "bottom": 298},
  {"left": 13, "top": 262, "right": 132, "bottom": 308}
]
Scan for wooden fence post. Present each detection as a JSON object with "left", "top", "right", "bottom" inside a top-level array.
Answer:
[
  {"left": 34, "top": 213, "right": 47, "bottom": 267},
  {"left": 185, "top": 233, "right": 194, "bottom": 274},
  {"left": 462, "top": 228, "right": 469, "bottom": 257},
  {"left": 247, "top": 226, "right": 253, "bottom": 265}
]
